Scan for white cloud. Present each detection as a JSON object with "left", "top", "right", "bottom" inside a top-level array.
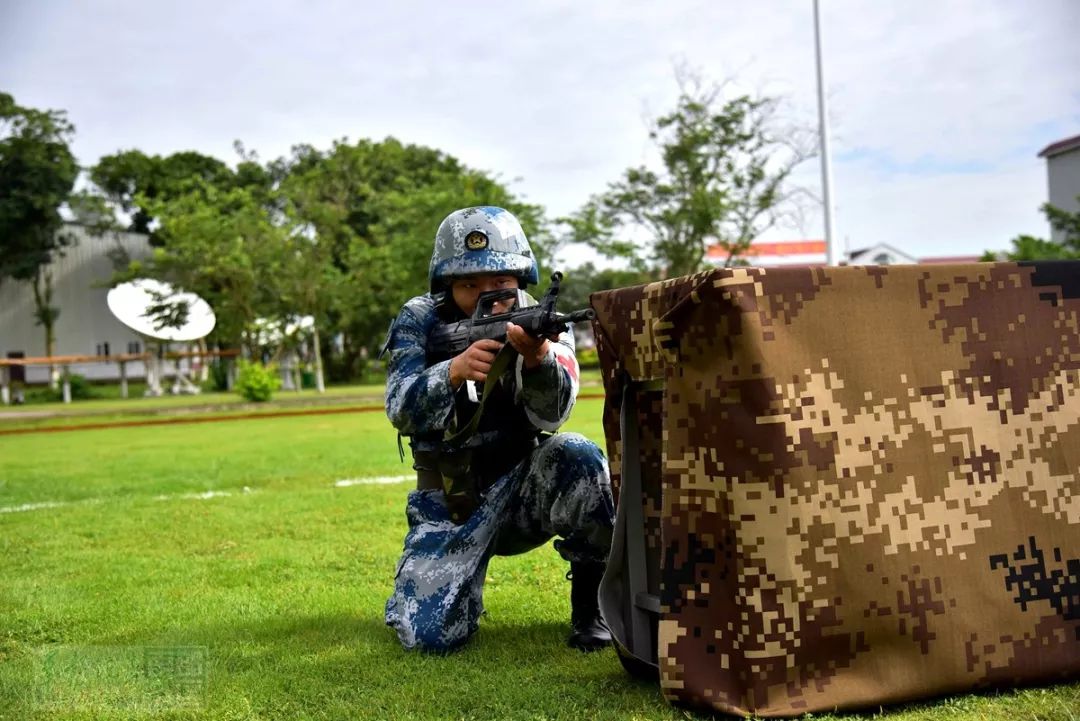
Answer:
[{"left": 2, "top": 0, "right": 1078, "bottom": 261}]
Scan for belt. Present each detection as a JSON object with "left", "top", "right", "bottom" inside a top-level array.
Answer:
[{"left": 412, "top": 436, "right": 539, "bottom": 492}]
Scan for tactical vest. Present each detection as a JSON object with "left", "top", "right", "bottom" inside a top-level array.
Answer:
[
  {"left": 412, "top": 376, "right": 539, "bottom": 491},
  {"left": 409, "top": 295, "right": 543, "bottom": 520}
]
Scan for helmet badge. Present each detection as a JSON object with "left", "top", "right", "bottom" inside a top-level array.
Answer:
[{"left": 465, "top": 231, "right": 488, "bottom": 251}]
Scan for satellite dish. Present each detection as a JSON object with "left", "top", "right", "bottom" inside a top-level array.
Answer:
[
  {"left": 107, "top": 279, "right": 216, "bottom": 341},
  {"left": 107, "top": 279, "right": 217, "bottom": 396}
]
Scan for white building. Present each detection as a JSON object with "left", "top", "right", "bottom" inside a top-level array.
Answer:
[
  {"left": 0, "top": 224, "right": 153, "bottom": 383},
  {"left": 1038, "top": 133, "right": 1080, "bottom": 244},
  {"left": 846, "top": 243, "right": 918, "bottom": 266}
]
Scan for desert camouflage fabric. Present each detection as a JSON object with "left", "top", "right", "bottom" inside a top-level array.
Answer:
[{"left": 591, "top": 262, "right": 1080, "bottom": 717}]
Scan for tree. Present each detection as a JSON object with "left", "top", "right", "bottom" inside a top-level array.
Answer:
[
  {"left": 90, "top": 149, "right": 254, "bottom": 241},
  {"left": 987, "top": 197, "right": 1080, "bottom": 261},
  {"left": 554, "top": 263, "right": 652, "bottom": 315},
  {"left": 278, "top": 137, "right": 548, "bottom": 380},
  {"left": 1043, "top": 199, "right": 1080, "bottom": 252},
  {"left": 107, "top": 136, "right": 549, "bottom": 384},
  {"left": 266, "top": 218, "right": 343, "bottom": 393},
  {"left": 565, "top": 71, "right": 815, "bottom": 278},
  {"left": 126, "top": 177, "right": 342, "bottom": 395},
  {"left": 0, "top": 92, "right": 79, "bottom": 386},
  {"left": 127, "top": 181, "right": 291, "bottom": 352}
]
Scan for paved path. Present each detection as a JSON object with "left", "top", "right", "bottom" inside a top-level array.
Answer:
[
  {"left": 0, "top": 393, "right": 606, "bottom": 436},
  {"left": 0, "top": 392, "right": 384, "bottom": 421}
]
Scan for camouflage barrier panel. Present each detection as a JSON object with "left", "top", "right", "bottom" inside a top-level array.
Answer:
[{"left": 591, "top": 262, "right": 1080, "bottom": 718}]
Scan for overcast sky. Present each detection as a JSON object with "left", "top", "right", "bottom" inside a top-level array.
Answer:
[{"left": 2, "top": 0, "right": 1079, "bottom": 264}]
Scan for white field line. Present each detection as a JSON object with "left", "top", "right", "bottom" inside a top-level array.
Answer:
[
  {"left": 1, "top": 500, "right": 77, "bottom": 514},
  {"left": 152, "top": 488, "right": 252, "bottom": 501},
  {"left": 1, "top": 487, "right": 252, "bottom": 514},
  {"left": 1, "top": 474, "right": 408, "bottom": 514},
  {"left": 0, "top": 498, "right": 103, "bottom": 514},
  {"left": 334, "top": 475, "right": 412, "bottom": 487}
]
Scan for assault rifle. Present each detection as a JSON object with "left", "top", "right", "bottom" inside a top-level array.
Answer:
[{"left": 427, "top": 272, "right": 595, "bottom": 363}]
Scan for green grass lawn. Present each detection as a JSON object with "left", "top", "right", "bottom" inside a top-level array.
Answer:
[{"left": 0, "top": 399, "right": 1076, "bottom": 720}]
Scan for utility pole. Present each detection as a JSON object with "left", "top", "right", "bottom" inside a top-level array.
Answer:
[{"left": 813, "top": 0, "right": 841, "bottom": 266}]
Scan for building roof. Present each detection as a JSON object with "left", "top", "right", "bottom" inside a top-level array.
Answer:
[
  {"left": 706, "top": 240, "right": 826, "bottom": 259},
  {"left": 847, "top": 243, "right": 916, "bottom": 263},
  {"left": 744, "top": 240, "right": 826, "bottom": 257},
  {"left": 918, "top": 255, "right": 985, "bottom": 265},
  {"left": 705, "top": 240, "right": 984, "bottom": 266},
  {"left": 1037, "top": 133, "right": 1080, "bottom": 159}
]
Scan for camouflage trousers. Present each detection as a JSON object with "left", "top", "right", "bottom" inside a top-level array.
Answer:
[{"left": 385, "top": 432, "right": 614, "bottom": 652}]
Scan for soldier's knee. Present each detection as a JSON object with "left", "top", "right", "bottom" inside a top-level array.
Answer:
[
  {"left": 543, "top": 433, "right": 607, "bottom": 474},
  {"left": 389, "top": 604, "right": 468, "bottom": 653},
  {"left": 537, "top": 434, "right": 612, "bottom": 520},
  {"left": 412, "top": 624, "right": 470, "bottom": 653}
]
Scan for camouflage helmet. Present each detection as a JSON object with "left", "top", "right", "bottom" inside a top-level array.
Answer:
[{"left": 428, "top": 206, "right": 540, "bottom": 293}]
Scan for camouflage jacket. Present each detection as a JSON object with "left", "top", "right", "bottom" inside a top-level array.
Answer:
[{"left": 384, "top": 294, "right": 582, "bottom": 454}]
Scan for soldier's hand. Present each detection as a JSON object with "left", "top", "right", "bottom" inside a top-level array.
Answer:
[
  {"left": 449, "top": 339, "right": 504, "bottom": 389},
  {"left": 506, "top": 323, "right": 552, "bottom": 369}
]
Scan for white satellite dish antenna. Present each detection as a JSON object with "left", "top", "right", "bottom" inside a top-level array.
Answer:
[
  {"left": 107, "top": 279, "right": 216, "bottom": 342},
  {"left": 107, "top": 279, "right": 217, "bottom": 396}
]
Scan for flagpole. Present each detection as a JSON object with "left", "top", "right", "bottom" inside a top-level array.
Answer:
[{"left": 813, "top": 0, "right": 841, "bottom": 266}]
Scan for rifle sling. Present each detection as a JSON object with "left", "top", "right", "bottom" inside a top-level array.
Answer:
[
  {"left": 444, "top": 343, "right": 519, "bottom": 448},
  {"left": 437, "top": 343, "right": 521, "bottom": 524}
]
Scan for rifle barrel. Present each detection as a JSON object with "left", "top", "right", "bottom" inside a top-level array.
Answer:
[{"left": 562, "top": 309, "right": 596, "bottom": 324}]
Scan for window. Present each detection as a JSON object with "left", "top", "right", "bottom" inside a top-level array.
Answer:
[
  {"left": 127, "top": 341, "right": 141, "bottom": 354},
  {"left": 873, "top": 253, "right": 893, "bottom": 265},
  {"left": 96, "top": 342, "right": 111, "bottom": 356},
  {"left": 6, "top": 351, "right": 26, "bottom": 384}
]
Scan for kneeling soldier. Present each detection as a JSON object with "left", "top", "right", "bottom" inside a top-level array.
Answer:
[{"left": 383, "top": 206, "right": 614, "bottom": 653}]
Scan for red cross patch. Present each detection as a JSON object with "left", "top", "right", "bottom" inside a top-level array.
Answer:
[{"left": 555, "top": 352, "right": 579, "bottom": 382}]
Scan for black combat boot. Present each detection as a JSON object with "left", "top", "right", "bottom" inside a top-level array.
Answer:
[{"left": 567, "top": 561, "right": 612, "bottom": 652}]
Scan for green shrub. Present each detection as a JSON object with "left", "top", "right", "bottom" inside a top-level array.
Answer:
[
  {"left": 67, "top": 374, "right": 100, "bottom": 400},
  {"left": 235, "top": 361, "right": 281, "bottom": 402},
  {"left": 60, "top": 374, "right": 100, "bottom": 401},
  {"left": 576, "top": 347, "right": 600, "bottom": 369},
  {"left": 19, "top": 374, "right": 101, "bottom": 403}
]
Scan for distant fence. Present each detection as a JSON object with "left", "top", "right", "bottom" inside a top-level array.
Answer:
[{"left": 0, "top": 350, "right": 240, "bottom": 405}]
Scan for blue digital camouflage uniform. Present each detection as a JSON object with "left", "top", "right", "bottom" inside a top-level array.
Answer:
[{"left": 383, "top": 293, "right": 614, "bottom": 652}]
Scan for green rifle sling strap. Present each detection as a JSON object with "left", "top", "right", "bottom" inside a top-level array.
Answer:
[
  {"left": 440, "top": 343, "right": 519, "bottom": 523},
  {"left": 443, "top": 343, "right": 519, "bottom": 449}
]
